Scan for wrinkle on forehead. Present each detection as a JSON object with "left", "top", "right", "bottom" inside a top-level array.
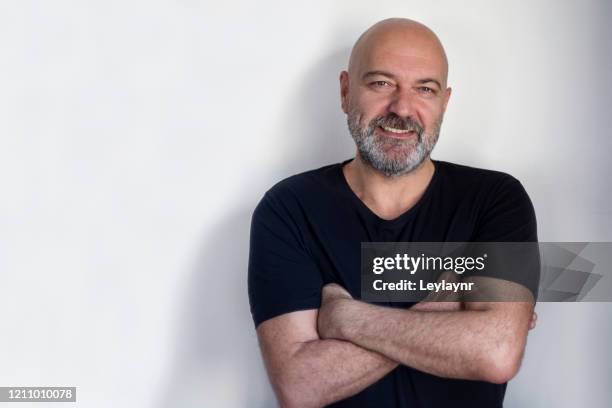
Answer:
[{"left": 348, "top": 18, "right": 448, "bottom": 85}]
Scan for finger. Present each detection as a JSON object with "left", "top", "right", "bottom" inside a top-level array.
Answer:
[
  {"left": 322, "top": 283, "right": 339, "bottom": 293},
  {"left": 323, "top": 283, "right": 353, "bottom": 300},
  {"left": 321, "top": 283, "right": 343, "bottom": 300},
  {"left": 321, "top": 283, "right": 336, "bottom": 302},
  {"left": 323, "top": 283, "right": 340, "bottom": 291},
  {"left": 529, "top": 312, "right": 537, "bottom": 330}
]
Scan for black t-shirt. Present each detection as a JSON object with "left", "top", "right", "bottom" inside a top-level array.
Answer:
[{"left": 248, "top": 158, "right": 538, "bottom": 407}]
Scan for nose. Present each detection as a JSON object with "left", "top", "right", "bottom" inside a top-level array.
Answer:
[{"left": 387, "top": 87, "right": 417, "bottom": 119}]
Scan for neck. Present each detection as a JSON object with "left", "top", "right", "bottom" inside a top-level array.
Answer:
[{"left": 343, "top": 153, "right": 435, "bottom": 220}]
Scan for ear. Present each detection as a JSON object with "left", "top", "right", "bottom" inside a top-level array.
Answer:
[
  {"left": 442, "top": 86, "right": 452, "bottom": 113},
  {"left": 340, "top": 71, "right": 349, "bottom": 114}
]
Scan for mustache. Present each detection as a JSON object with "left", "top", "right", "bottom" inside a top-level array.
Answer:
[{"left": 371, "top": 114, "right": 424, "bottom": 134}]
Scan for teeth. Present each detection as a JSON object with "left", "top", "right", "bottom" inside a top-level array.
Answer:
[{"left": 382, "top": 126, "right": 411, "bottom": 134}]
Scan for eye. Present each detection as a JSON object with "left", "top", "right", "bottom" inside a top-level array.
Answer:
[
  {"left": 418, "top": 86, "right": 436, "bottom": 95},
  {"left": 371, "top": 80, "right": 391, "bottom": 88}
]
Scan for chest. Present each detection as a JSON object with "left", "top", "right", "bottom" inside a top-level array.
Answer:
[{"left": 301, "top": 198, "right": 479, "bottom": 298}]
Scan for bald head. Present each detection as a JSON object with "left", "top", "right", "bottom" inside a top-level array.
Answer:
[{"left": 348, "top": 18, "right": 449, "bottom": 86}]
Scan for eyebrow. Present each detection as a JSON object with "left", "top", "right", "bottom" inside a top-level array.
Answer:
[
  {"left": 362, "top": 70, "right": 443, "bottom": 89},
  {"left": 362, "top": 70, "right": 397, "bottom": 81}
]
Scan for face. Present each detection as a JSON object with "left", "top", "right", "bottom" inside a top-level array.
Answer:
[{"left": 342, "top": 31, "right": 451, "bottom": 177}]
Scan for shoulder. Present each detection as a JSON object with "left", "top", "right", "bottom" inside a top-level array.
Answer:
[
  {"left": 435, "top": 160, "right": 537, "bottom": 240},
  {"left": 268, "top": 162, "right": 340, "bottom": 197},
  {"left": 252, "top": 162, "right": 342, "bottom": 224},
  {"left": 257, "top": 162, "right": 341, "bottom": 209},
  {"left": 435, "top": 160, "right": 523, "bottom": 190},
  {"left": 436, "top": 161, "right": 537, "bottom": 241},
  {"left": 434, "top": 160, "right": 532, "bottom": 208}
]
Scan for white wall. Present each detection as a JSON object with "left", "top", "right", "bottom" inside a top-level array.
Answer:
[{"left": 0, "top": 1, "right": 610, "bottom": 407}]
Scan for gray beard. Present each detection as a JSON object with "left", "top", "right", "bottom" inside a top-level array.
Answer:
[{"left": 347, "top": 108, "right": 442, "bottom": 177}]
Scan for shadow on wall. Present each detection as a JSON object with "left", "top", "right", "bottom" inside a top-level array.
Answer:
[
  {"left": 157, "top": 211, "right": 273, "bottom": 408},
  {"left": 273, "top": 47, "right": 355, "bottom": 177},
  {"left": 157, "top": 47, "right": 353, "bottom": 408}
]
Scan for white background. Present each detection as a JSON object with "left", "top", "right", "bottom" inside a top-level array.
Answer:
[{"left": 0, "top": 0, "right": 611, "bottom": 407}]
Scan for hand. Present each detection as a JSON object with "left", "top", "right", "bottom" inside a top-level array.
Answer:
[
  {"left": 529, "top": 311, "right": 537, "bottom": 330},
  {"left": 317, "top": 283, "right": 353, "bottom": 340}
]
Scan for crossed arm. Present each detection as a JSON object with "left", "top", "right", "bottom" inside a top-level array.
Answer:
[{"left": 257, "top": 283, "right": 536, "bottom": 408}]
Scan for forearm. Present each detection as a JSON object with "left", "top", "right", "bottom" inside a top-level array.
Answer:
[
  {"left": 257, "top": 308, "right": 398, "bottom": 408},
  {"left": 271, "top": 338, "right": 397, "bottom": 407},
  {"left": 332, "top": 300, "right": 531, "bottom": 383}
]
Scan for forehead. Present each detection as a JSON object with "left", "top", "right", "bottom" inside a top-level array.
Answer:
[{"left": 356, "top": 30, "right": 447, "bottom": 81}]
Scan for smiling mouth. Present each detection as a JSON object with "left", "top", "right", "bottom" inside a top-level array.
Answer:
[{"left": 378, "top": 126, "right": 417, "bottom": 139}]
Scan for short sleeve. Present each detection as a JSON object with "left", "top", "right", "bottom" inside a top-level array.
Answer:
[
  {"left": 248, "top": 190, "right": 323, "bottom": 328},
  {"left": 466, "top": 176, "right": 540, "bottom": 300},
  {"left": 473, "top": 176, "right": 538, "bottom": 242}
]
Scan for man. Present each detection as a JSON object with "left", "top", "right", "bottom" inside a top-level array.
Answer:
[{"left": 248, "top": 18, "right": 538, "bottom": 407}]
